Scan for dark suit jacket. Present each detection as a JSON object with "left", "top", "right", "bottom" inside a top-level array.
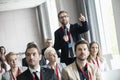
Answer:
[
  {"left": 17, "top": 67, "right": 58, "bottom": 80},
  {"left": 54, "top": 21, "right": 89, "bottom": 63}
]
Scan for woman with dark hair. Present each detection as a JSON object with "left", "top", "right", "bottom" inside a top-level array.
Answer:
[
  {"left": 87, "top": 41, "right": 109, "bottom": 72},
  {"left": 0, "top": 46, "right": 10, "bottom": 71}
]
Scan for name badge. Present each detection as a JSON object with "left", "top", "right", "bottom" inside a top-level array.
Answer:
[{"left": 68, "top": 43, "right": 72, "bottom": 48}]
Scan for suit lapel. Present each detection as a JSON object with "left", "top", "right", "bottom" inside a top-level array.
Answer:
[
  {"left": 25, "top": 69, "right": 33, "bottom": 80},
  {"left": 72, "top": 62, "right": 81, "bottom": 80}
]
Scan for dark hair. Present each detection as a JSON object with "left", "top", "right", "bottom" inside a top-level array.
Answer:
[
  {"left": 58, "top": 10, "right": 68, "bottom": 18},
  {"left": 75, "top": 40, "right": 89, "bottom": 52},
  {"left": 25, "top": 42, "right": 41, "bottom": 55},
  {"left": 0, "top": 46, "right": 6, "bottom": 54}
]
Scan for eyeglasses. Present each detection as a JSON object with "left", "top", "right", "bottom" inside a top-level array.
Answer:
[{"left": 59, "top": 15, "right": 68, "bottom": 19}]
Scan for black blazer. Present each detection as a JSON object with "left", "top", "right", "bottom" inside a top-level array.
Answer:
[
  {"left": 54, "top": 21, "right": 89, "bottom": 62},
  {"left": 17, "top": 67, "right": 58, "bottom": 80}
]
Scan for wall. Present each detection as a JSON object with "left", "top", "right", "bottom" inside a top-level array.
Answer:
[
  {"left": 0, "top": 8, "right": 42, "bottom": 53},
  {"left": 112, "top": 0, "right": 120, "bottom": 53},
  {"left": 55, "top": 0, "right": 79, "bottom": 23}
]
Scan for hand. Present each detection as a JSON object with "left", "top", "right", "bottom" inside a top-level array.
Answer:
[
  {"left": 79, "top": 13, "right": 86, "bottom": 22},
  {"left": 63, "top": 35, "right": 69, "bottom": 42}
]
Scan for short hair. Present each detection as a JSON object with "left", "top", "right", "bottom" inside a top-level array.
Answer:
[
  {"left": 58, "top": 10, "right": 68, "bottom": 18},
  {"left": 5, "top": 52, "right": 18, "bottom": 63},
  {"left": 25, "top": 42, "right": 41, "bottom": 55},
  {"left": 0, "top": 46, "right": 6, "bottom": 54},
  {"left": 75, "top": 40, "right": 89, "bottom": 52},
  {"left": 44, "top": 47, "right": 57, "bottom": 59}
]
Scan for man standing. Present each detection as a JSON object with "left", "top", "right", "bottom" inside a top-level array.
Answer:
[
  {"left": 62, "top": 40, "right": 102, "bottom": 80},
  {"left": 54, "top": 11, "right": 89, "bottom": 65},
  {"left": 41, "top": 39, "right": 53, "bottom": 56},
  {"left": 17, "top": 43, "right": 57, "bottom": 80}
]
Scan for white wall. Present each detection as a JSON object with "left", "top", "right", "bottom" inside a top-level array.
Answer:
[
  {"left": 55, "top": 0, "right": 79, "bottom": 23},
  {"left": 0, "top": 0, "right": 46, "bottom": 11},
  {"left": 0, "top": 8, "right": 42, "bottom": 53}
]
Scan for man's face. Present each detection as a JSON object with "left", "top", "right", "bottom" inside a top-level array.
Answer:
[
  {"left": 26, "top": 48, "right": 41, "bottom": 68},
  {"left": 46, "top": 40, "right": 52, "bottom": 47},
  {"left": 59, "top": 12, "right": 69, "bottom": 26},
  {"left": 75, "top": 44, "right": 89, "bottom": 61}
]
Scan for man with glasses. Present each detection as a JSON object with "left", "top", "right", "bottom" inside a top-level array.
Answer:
[{"left": 54, "top": 10, "right": 89, "bottom": 65}]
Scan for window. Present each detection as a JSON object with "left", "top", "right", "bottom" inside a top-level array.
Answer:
[{"left": 95, "top": 0, "right": 119, "bottom": 55}]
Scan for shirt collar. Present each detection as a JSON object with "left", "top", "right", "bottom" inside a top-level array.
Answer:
[
  {"left": 66, "top": 23, "right": 70, "bottom": 30},
  {"left": 29, "top": 65, "right": 40, "bottom": 73},
  {"left": 62, "top": 23, "right": 70, "bottom": 30}
]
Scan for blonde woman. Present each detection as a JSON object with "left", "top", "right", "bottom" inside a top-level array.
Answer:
[
  {"left": 87, "top": 41, "right": 109, "bottom": 72},
  {"left": 44, "top": 47, "right": 66, "bottom": 80},
  {"left": 2, "top": 52, "right": 27, "bottom": 80}
]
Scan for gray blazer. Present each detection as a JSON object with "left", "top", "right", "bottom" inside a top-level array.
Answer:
[
  {"left": 2, "top": 67, "right": 27, "bottom": 80},
  {"left": 45, "top": 63, "right": 66, "bottom": 73},
  {"left": 45, "top": 63, "right": 66, "bottom": 80}
]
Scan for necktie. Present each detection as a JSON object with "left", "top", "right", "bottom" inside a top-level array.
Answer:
[
  {"left": 69, "top": 47, "right": 74, "bottom": 58},
  {"left": 33, "top": 72, "right": 39, "bottom": 80},
  {"left": 64, "top": 26, "right": 74, "bottom": 58}
]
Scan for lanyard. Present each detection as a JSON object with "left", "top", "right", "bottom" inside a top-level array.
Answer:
[
  {"left": 92, "top": 58, "right": 100, "bottom": 68},
  {"left": 80, "top": 64, "right": 92, "bottom": 80},
  {"left": 10, "top": 68, "right": 21, "bottom": 80},
  {"left": 55, "top": 64, "right": 60, "bottom": 80},
  {"left": 80, "top": 64, "right": 88, "bottom": 80},
  {"left": 51, "top": 64, "right": 60, "bottom": 80}
]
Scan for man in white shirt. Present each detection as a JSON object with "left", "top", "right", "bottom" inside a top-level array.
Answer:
[{"left": 17, "top": 42, "right": 57, "bottom": 80}]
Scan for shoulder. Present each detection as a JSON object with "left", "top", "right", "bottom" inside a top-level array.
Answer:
[
  {"left": 17, "top": 69, "right": 30, "bottom": 80},
  {"left": 54, "top": 27, "right": 62, "bottom": 34},
  {"left": 2, "top": 71, "right": 10, "bottom": 77},
  {"left": 88, "top": 62, "right": 97, "bottom": 69},
  {"left": 19, "top": 67, "right": 28, "bottom": 73},
  {"left": 41, "top": 66, "right": 54, "bottom": 72},
  {"left": 63, "top": 62, "right": 76, "bottom": 71},
  {"left": 58, "top": 62, "right": 66, "bottom": 66}
]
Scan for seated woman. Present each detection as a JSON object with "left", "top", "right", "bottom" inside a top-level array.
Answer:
[
  {"left": 44, "top": 47, "right": 66, "bottom": 80},
  {"left": 0, "top": 62, "right": 5, "bottom": 80},
  {"left": 0, "top": 46, "right": 10, "bottom": 71},
  {"left": 87, "top": 41, "right": 109, "bottom": 72},
  {"left": 2, "top": 52, "right": 27, "bottom": 80}
]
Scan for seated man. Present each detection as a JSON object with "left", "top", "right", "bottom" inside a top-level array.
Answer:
[
  {"left": 62, "top": 40, "right": 102, "bottom": 80},
  {"left": 17, "top": 42, "right": 57, "bottom": 80},
  {"left": 22, "top": 42, "right": 46, "bottom": 67}
]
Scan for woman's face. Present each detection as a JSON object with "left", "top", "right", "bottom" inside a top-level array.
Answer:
[
  {"left": 8, "top": 55, "right": 18, "bottom": 68},
  {"left": 48, "top": 51, "right": 57, "bottom": 63},
  {"left": 90, "top": 43, "right": 99, "bottom": 56}
]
